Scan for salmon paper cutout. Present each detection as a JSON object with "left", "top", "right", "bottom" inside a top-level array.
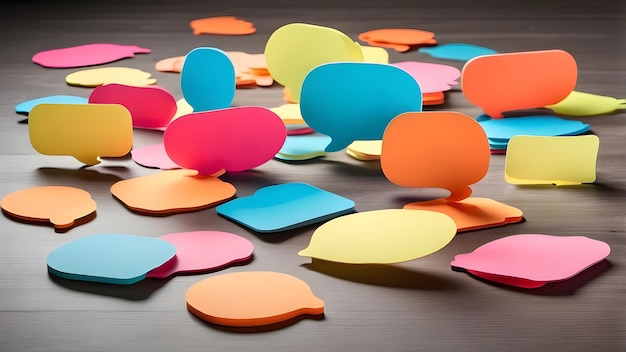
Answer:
[
  {"left": 545, "top": 90, "right": 626, "bottom": 116},
  {"left": 47, "top": 233, "right": 176, "bottom": 285},
  {"left": 164, "top": 107, "right": 287, "bottom": 176},
  {"left": 180, "top": 47, "right": 235, "bottom": 112},
  {"left": 32, "top": 43, "right": 150, "bottom": 68},
  {"left": 15, "top": 95, "right": 88, "bottom": 115},
  {"left": 187, "top": 271, "right": 324, "bottom": 327},
  {"left": 227, "top": 51, "right": 274, "bottom": 87},
  {"left": 392, "top": 61, "right": 460, "bottom": 93},
  {"left": 462, "top": 49, "right": 577, "bottom": 118},
  {"left": 505, "top": 135, "right": 599, "bottom": 185},
  {"left": 358, "top": 28, "right": 437, "bottom": 52},
  {"left": 1, "top": 186, "right": 96, "bottom": 231},
  {"left": 89, "top": 84, "right": 176, "bottom": 129},
  {"left": 190, "top": 16, "right": 256, "bottom": 35},
  {"left": 155, "top": 56, "right": 185, "bottom": 73},
  {"left": 265, "top": 23, "right": 364, "bottom": 102},
  {"left": 300, "top": 62, "right": 422, "bottom": 152},
  {"left": 298, "top": 209, "right": 457, "bottom": 264},
  {"left": 147, "top": 231, "right": 254, "bottom": 278},
  {"left": 419, "top": 43, "right": 497, "bottom": 62},
  {"left": 381, "top": 111, "right": 490, "bottom": 202},
  {"left": 66, "top": 67, "right": 157, "bottom": 87},
  {"left": 110, "top": 169, "right": 236, "bottom": 215},
  {"left": 451, "top": 234, "right": 611, "bottom": 285},
  {"left": 29, "top": 103, "right": 133, "bottom": 165},
  {"left": 131, "top": 144, "right": 181, "bottom": 170}
]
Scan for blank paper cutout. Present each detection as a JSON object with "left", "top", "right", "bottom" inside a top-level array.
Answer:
[
  {"left": 15, "top": 95, "right": 88, "bottom": 115},
  {"left": 189, "top": 16, "right": 256, "bottom": 35},
  {"left": 346, "top": 140, "right": 382, "bottom": 161},
  {"left": 110, "top": 169, "right": 236, "bottom": 215},
  {"left": 269, "top": 103, "right": 305, "bottom": 125},
  {"left": 360, "top": 45, "right": 389, "bottom": 63},
  {"left": 423, "top": 91, "right": 446, "bottom": 106},
  {"left": 298, "top": 209, "right": 457, "bottom": 264},
  {"left": 546, "top": 90, "right": 626, "bottom": 116},
  {"left": 391, "top": 61, "right": 460, "bottom": 93},
  {"left": 358, "top": 28, "right": 437, "bottom": 52},
  {"left": 88, "top": 84, "right": 176, "bottom": 129},
  {"left": 32, "top": 43, "right": 150, "bottom": 68},
  {"left": 300, "top": 62, "right": 422, "bottom": 152},
  {"left": 155, "top": 56, "right": 185, "bottom": 72},
  {"left": 1, "top": 186, "right": 96, "bottom": 231},
  {"left": 381, "top": 111, "right": 490, "bottom": 202},
  {"left": 66, "top": 67, "right": 157, "bottom": 87},
  {"left": 264, "top": 23, "right": 364, "bottom": 103},
  {"left": 164, "top": 107, "right": 287, "bottom": 176},
  {"left": 28, "top": 103, "right": 133, "bottom": 165},
  {"left": 186, "top": 271, "right": 324, "bottom": 327},
  {"left": 478, "top": 115, "right": 590, "bottom": 142},
  {"left": 275, "top": 134, "right": 331, "bottom": 161},
  {"left": 419, "top": 43, "right": 497, "bottom": 61},
  {"left": 216, "top": 182, "right": 355, "bottom": 232},
  {"left": 461, "top": 49, "right": 577, "bottom": 118},
  {"left": 465, "top": 270, "right": 547, "bottom": 289},
  {"left": 180, "top": 47, "right": 236, "bottom": 112},
  {"left": 47, "top": 233, "right": 176, "bottom": 285},
  {"left": 147, "top": 231, "right": 254, "bottom": 278},
  {"left": 505, "top": 135, "right": 599, "bottom": 185},
  {"left": 451, "top": 234, "right": 611, "bottom": 283},
  {"left": 131, "top": 143, "right": 181, "bottom": 170}
]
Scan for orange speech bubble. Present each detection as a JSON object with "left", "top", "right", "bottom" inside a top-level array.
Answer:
[
  {"left": 189, "top": 16, "right": 256, "bottom": 35},
  {"left": 358, "top": 28, "right": 437, "bottom": 52},
  {"left": 461, "top": 49, "right": 577, "bottom": 118},
  {"left": 381, "top": 111, "right": 490, "bottom": 202}
]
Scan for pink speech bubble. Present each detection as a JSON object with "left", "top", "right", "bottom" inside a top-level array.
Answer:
[
  {"left": 392, "top": 61, "right": 460, "bottom": 93},
  {"left": 32, "top": 43, "right": 151, "bottom": 68},
  {"left": 89, "top": 84, "right": 176, "bottom": 129},
  {"left": 164, "top": 106, "right": 287, "bottom": 175},
  {"left": 131, "top": 143, "right": 181, "bottom": 170}
]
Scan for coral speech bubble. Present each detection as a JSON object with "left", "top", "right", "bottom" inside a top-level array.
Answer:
[
  {"left": 164, "top": 107, "right": 287, "bottom": 175},
  {"left": 461, "top": 49, "right": 577, "bottom": 118},
  {"left": 29, "top": 104, "right": 133, "bottom": 165}
]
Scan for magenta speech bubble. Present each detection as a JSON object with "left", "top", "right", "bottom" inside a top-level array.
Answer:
[
  {"left": 32, "top": 43, "right": 151, "bottom": 68},
  {"left": 392, "top": 61, "right": 460, "bottom": 93},
  {"left": 164, "top": 106, "right": 287, "bottom": 175},
  {"left": 89, "top": 84, "right": 177, "bottom": 129}
]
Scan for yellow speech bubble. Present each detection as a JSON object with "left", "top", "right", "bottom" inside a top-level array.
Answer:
[
  {"left": 265, "top": 23, "right": 363, "bottom": 103},
  {"left": 29, "top": 104, "right": 133, "bottom": 165},
  {"left": 545, "top": 90, "right": 626, "bottom": 116},
  {"left": 269, "top": 103, "right": 305, "bottom": 125},
  {"left": 298, "top": 209, "right": 457, "bottom": 264},
  {"left": 505, "top": 135, "right": 599, "bottom": 185},
  {"left": 66, "top": 67, "right": 157, "bottom": 87},
  {"left": 358, "top": 44, "right": 389, "bottom": 64}
]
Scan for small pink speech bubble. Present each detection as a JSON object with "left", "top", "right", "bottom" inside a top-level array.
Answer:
[
  {"left": 89, "top": 84, "right": 177, "bottom": 129},
  {"left": 131, "top": 143, "right": 181, "bottom": 170},
  {"left": 392, "top": 61, "right": 460, "bottom": 93},
  {"left": 32, "top": 43, "right": 151, "bottom": 68},
  {"left": 164, "top": 107, "right": 287, "bottom": 175}
]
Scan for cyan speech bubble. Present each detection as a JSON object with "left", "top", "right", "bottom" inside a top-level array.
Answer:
[
  {"left": 181, "top": 47, "right": 235, "bottom": 112},
  {"left": 477, "top": 115, "right": 590, "bottom": 142}
]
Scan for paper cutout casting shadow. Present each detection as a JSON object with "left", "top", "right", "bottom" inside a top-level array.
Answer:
[
  {"left": 189, "top": 310, "right": 325, "bottom": 333},
  {"left": 2, "top": 209, "right": 96, "bottom": 233}
]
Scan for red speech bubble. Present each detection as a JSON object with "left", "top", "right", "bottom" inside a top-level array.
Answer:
[
  {"left": 164, "top": 107, "right": 287, "bottom": 175},
  {"left": 461, "top": 49, "right": 577, "bottom": 118}
]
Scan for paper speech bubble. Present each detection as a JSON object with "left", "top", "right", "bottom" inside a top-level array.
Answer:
[
  {"left": 164, "top": 107, "right": 287, "bottom": 175},
  {"left": 65, "top": 67, "right": 157, "bottom": 87},
  {"left": 359, "top": 44, "right": 389, "bottom": 63},
  {"left": 131, "top": 143, "right": 181, "bottom": 170},
  {"left": 461, "top": 49, "right": 577, "bottom": 118},
  {"left": 300, "top": 62, "right": 422, "bottom": 152},
  {"left": 392, "top": 61, "right": 460, "bottom": 93},
  {"left": 186, "top": 271, "right": 324, "bottom": 327},
  {"left": 358, "top": 28, "right": 437, "bottom": 52},
  {"left": 189, "top": 16, "right": 256, "bottom": 35},
  {"left": 478, "top": 115, "right": 590, "bottom": 142},
  {"left": 180, "top": 47, "right": 235, "bottom": 112},
  {"left": 298, "top": 209, "right": 457, "bottom": 264},
  {"left": 47, "top": 233, "right": 176, "bottom": 285},
  {"left": 89, "top": 84, "right": 176, "bottom": 129},
  {"left": 264, "top": 23, "right": 364, "bottom": 102},
  {"left": 275, "top": 134, "right": 331, "bottom": 161},
  {"left": 32, "top": 43, "right": 150, "bottom": 68},
  {"left": 545, "top": 90, "right": 626, "bottom": 116},
  {"left": 29, "top": 103, "right": 133, "bottom": 165},
  {"left": 418, "top": 43, "right": 497, "bottom": 62},
  {"left": 1, "top": 186, "right": 96, "bottom": 231},
  {"left": 15, "top": 95, "right": 88, "bottom": 115},
  {"left": 505, "top": 135, "right": 599, "bottom": 185},
  {"left": 381, "top": 111, "right": 490, "bottom": 202}
]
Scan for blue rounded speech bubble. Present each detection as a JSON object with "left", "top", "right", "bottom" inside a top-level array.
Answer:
[{"left": 181, "top": 47, "right": 236, "bottom": 112}]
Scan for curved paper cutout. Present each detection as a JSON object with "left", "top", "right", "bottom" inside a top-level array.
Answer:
[
  {"left": 190, "top": 16, "right": 256, "bottom": 35},
  {"left": 186, "top": 271, "right": 324, "bottom": 327},
  {"left": 180, "top": 47, "right": 235, "bottom": 112},
  {"left": 89, "top": 84, "right": 176, "bottom": 129},
  {"left": 15, "top": 95, "right": 88, "bottom": 115},
  {"left": 269, "top": 103, "right": 305, "bottom": 125},
  {"left": 147, "top": 231, "right": 254, "bottom": 278},
  {"left": 381, "top": 111, "right": 490, "bottom": 202},
  {"left": 451, "top": 234, "right": 611, "bottom": 282},
  {"left": 462, "top": 49, "right": 577, "bottom": 118},
  {"left": 505, "top": 135, "right": 599, "bottom": 185},
  {"left": 264, "top": 23, "right": 364, "bottom": 102},
  {"left": 29, "top": 103, "right": 133, "bottom": 165},
  {"left": 392, "top": 61, "right": 460, "bottom": 93},
  {"left": 155, "top": 56, "right": 185, "bottom": 72},
  {"left": 216, "top": 182, "right": 354, "bottom": 232},
  {"left": 300, "top": 62, "right": 422, "bottom": 152},
  {"left": 546, "top": 90, "right": 626, "bottom": 116},
  {"left": 276, "top": 134, "right": 331, "bottom": 161},
  {"left": 423, "top": 91, "right": 446, "bottom": 105},
  {"left": 465, "top": 270, "right": 547, "bottom": 289},
  {"left": 358, "top": 28, "right": 437, "bottom": 52},
  {"left": 32, "top": 43, "right": 150, "bottom": 68},
  {"left": 360, "top": 45, "right": 389, "bottom": 63},
  {"left": 131, "top": 143, "right": 181, "bottom": 170},
  {"left": 478, "top": 115, "right": 590, "bottom": 142},
  {"left": 164, "top": 107, "right": 287, "bottom": 176},
  {"left": 47, "top": 233, "right": 176, "bottom": 285},
  {"left": 419, "top": 43, "right": 497, "bottom": 62},
  {"left": 403, "top": 198, "right": 523, "bottom": 232},
  {"left": 1, "top": 186, "right": 96, "bottom": 230},
  {"left": 66, "top": 67, "right": 156, "bottom": 87},
  {"left": 346, "top": 140, "right": 382, "bottom": 161},
  {"left": 299, "top": 209, "right": 457, "bottom": 264},
  {"left": 110, "top": 169, "right": 236, "bottom": 215}
]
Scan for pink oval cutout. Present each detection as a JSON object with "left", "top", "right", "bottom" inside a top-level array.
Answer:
[
  {"left": 33, "top": 43, "right": 151, "bottom": 68},
  {"left": 392, "top": 61, "right": 460, "bottom": 93}
]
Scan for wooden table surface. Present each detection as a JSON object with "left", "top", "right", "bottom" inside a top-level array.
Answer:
[{"left": 1, "top": 1, "right": 624, "bottom": 351}]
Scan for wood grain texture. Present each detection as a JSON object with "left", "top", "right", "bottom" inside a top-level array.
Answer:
[{"left": 0, "top": 1, "right": 624, "bottom": 351}]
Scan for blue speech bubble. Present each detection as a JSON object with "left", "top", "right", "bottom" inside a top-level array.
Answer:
[
  {"left": 300, "top": 62, "right": 422, "bottom": 152},
  {"left": 419, "top": 43, "right": 497, "bottom": 62},
  {"left": 477, "top": 115, "right": 590, "bottom": 142},
  {"left": 181, "top": 47, "right": 235, "bottom": 112},
  {"left": 16, "top": 95, "right": 88, "bottom": 115}
]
